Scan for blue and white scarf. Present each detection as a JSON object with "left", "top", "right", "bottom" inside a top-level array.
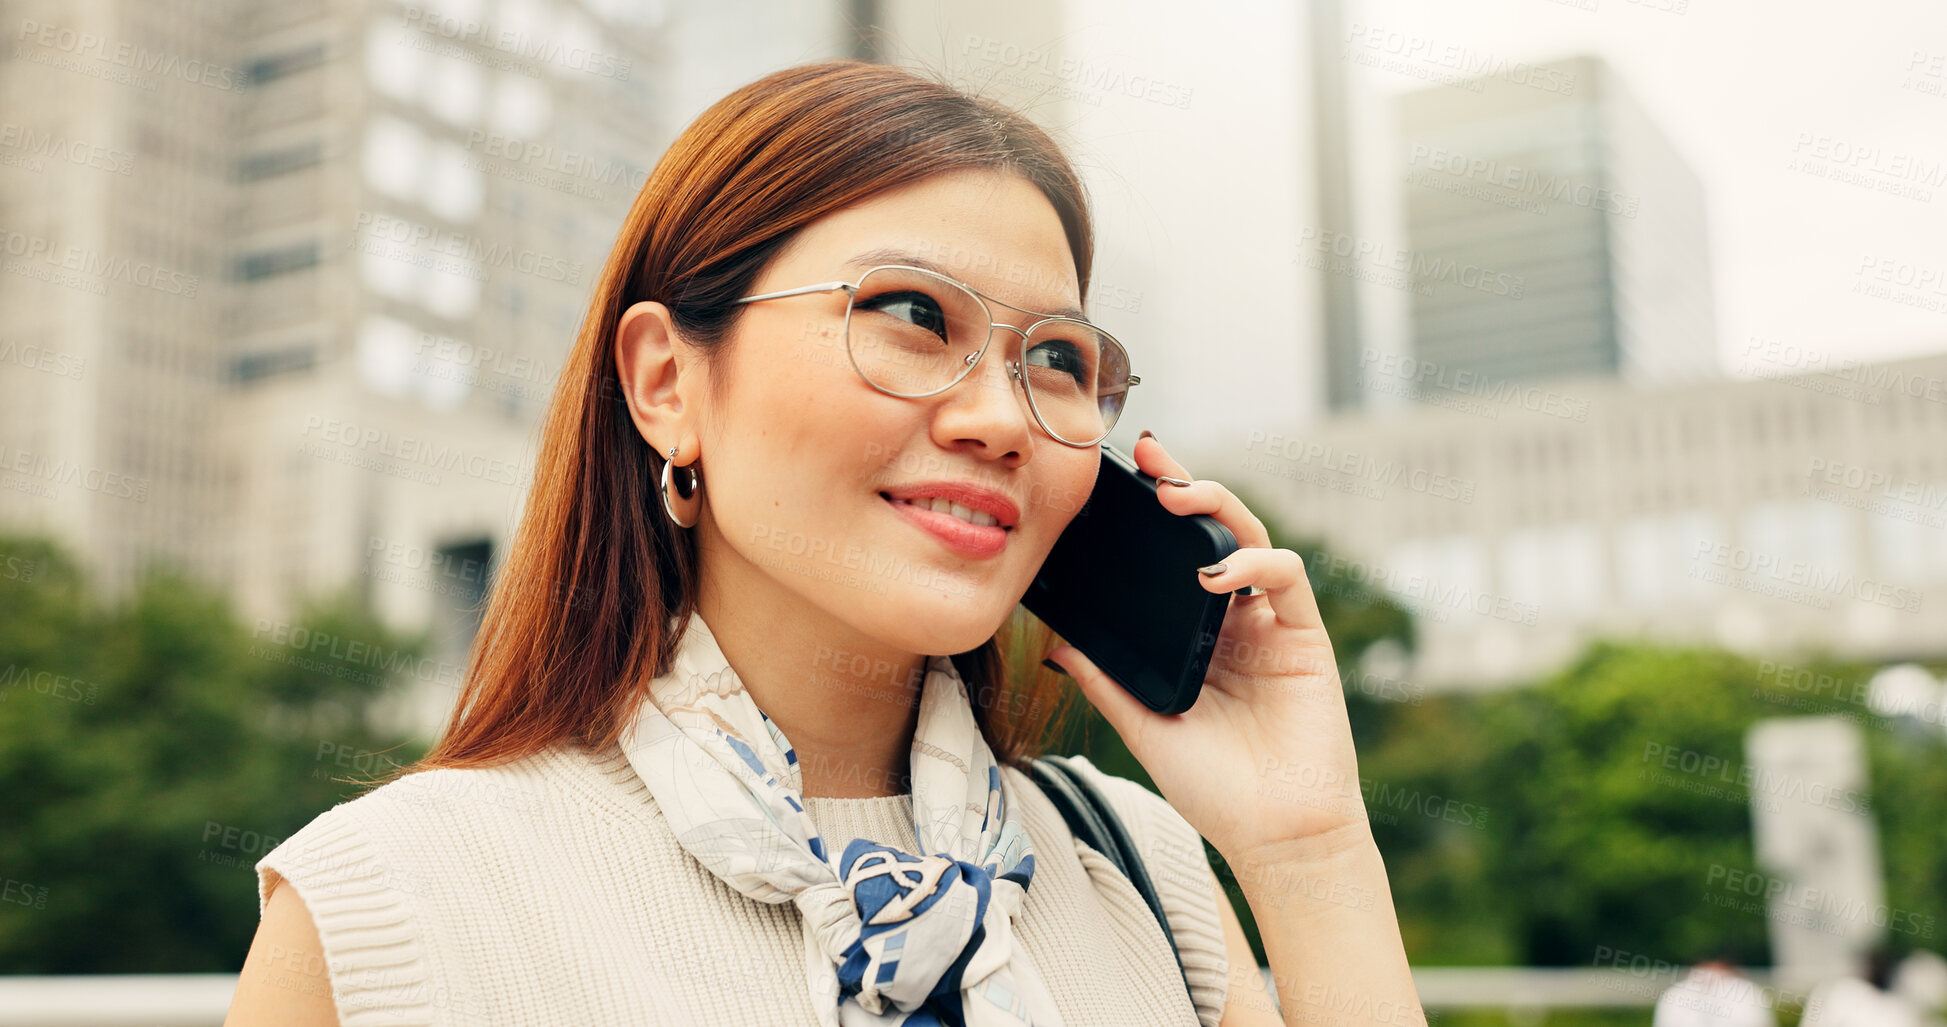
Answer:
[{"left": 619, "top": 613, "right": 1064, "bottom": 1027}]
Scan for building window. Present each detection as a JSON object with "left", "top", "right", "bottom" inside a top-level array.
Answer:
[
  {"left": 237, "top": 141, "right": 323, "bottom": 181},
  {"left": 433, "top": 538, "right": 495, "bottom": 659},
  {"left": 228, "top": 342, "right": 318, "bottom": 384},
  {"left": 247, "top": 42, "right": 326, "bottom": 86},
  {"left": 233, "top": 240, "right": 320, "bottom": 280}
]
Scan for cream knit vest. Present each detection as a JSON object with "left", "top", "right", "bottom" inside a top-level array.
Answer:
[{"left": 256, "top": 741, "right": 1231, "bottom": 1026}]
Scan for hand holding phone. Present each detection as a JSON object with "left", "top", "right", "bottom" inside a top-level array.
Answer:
[{"left": 1020, "top": 442, "right": 1238, "bottom": 715}]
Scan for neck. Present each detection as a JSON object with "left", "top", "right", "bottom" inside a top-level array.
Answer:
[{"left": 694, "top": 542, "right": 930, "bottom": 799}]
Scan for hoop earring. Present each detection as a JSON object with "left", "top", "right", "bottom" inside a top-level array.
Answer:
[{"left": 660, "top": 445, "right": 702, "bottom": 528}]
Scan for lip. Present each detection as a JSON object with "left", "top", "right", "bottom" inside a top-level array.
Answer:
[
  {"left": 880, "top": 481, "right": 1021, "bottom": 527},
  {"left": 879, "top": 481, "right": 1019, "bottom": 560}
]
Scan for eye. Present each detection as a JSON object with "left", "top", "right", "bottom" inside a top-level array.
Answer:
[
  {"left": 1026, "top": 338, "right": 1091, "bottom": 388},
  {"left": 855, "top": 290, "right": 950, "bottom": 343}
]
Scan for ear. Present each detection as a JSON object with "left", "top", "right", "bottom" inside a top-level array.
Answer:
[{"left": 613, "top": 300, "right": 699, "bottom": 461}]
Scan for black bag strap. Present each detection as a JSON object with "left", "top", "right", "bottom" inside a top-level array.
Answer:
[{"left": 1027, "top": 754, "right": 1193, "bottom": 1003}]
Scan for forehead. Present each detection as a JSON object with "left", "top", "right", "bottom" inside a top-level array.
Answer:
[{"left": 773, "top": 171, "right": 1083, "bottom": 318}]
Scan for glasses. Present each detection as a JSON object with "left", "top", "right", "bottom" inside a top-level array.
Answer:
[{"left": 731, "top": 264, "right": 1138, "bottom": 447}]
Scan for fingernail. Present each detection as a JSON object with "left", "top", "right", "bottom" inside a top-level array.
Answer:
[
  {"left": 1157, "top": 475, "right": 1193, "bottom": 487},
  {"left": 1041, "top": 657, "right": 1067, "bottom": 675},
  {"left": 1138, "top": 429, "right": 1156, "bottom": 442},
  {"left": 1197, "top": 561, "right": 1227, "bottom": 575}
]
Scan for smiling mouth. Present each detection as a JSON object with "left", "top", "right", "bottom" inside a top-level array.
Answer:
[{"left": 879, "top": 492, "right": 1009, "bottom": 529}]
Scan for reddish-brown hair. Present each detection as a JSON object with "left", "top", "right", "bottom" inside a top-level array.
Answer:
[{"left": 378, "top": 59, "right": 1093, "bottom": 788}]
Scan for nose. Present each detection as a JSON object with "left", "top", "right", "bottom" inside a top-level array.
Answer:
[{"left": 929, "top": 325, "right": 1037, "bottom": 457}]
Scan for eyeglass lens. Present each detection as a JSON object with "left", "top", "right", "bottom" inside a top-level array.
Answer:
[{"left": 843, "top": 266, "right": 1130, "bottom": 444}]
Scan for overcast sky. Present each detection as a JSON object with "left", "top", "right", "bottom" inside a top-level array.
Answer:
[
  {"left": 1348, "top": 0, "right": 1947, "bottom": 367},
  {"left": 1029, "top": 0, "right": 1946, "bottom": 443}
]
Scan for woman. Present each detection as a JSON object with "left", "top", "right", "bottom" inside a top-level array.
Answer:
[{"left": 225, "top": 59, "right": 1419, "bottom": 1026}]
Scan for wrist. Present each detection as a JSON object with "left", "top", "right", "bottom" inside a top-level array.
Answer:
[{"left": 1224, "top": 821, "right": 1383, "bottom": 891}]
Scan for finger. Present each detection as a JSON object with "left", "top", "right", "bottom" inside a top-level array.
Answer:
[
  {"left": 1133, "top": 433, "right": 1192, "bottom": 482},
  {"left": 1193, "top": 546, "right": 1326, "bottom": 633},
  {"left": 1134, "top": 434, "right": 1273, "bottom": 549},
  {"left": 1154, "top": 476, "right": 1272, "bottom": 551},
  {"left": 1044, "top": 644, "right": 1168, "bottom": 747}
]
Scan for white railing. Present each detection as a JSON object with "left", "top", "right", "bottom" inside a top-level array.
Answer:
[
  {"left": 0, "top": 975, "right": 238, "bottom": 1026},
  {"left": 0, "top": 967, "right": 1741, "bottom": 1026}
]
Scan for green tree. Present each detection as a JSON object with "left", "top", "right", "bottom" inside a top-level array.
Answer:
[
  {"left": 1356, "top": 639, "right": 1947, "bottom": 972},
  {"left": 0, "top": 534, "right": 428, "bottom": 973}
]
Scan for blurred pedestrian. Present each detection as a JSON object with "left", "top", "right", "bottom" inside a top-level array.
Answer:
[
  {"left": 1653, "top": 959, "right": 1777, "bottom": 1027},
  {"left": 1803, "top": 948, "right": 1929, "bottom": 1027},
  {"left": 1892, "top": 950, "right": 1947, "bottom": 1026}
]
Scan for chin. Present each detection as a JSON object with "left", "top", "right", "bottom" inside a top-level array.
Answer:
[{"left": 877, "top": 585, "right": 1015, "bottom": 655}]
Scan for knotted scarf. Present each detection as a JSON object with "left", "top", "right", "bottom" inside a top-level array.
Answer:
[{"left": 618, "top": 613, "right": 1065, "bottom": 1027}]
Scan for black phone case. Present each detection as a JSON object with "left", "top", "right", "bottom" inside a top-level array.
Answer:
[{"left": 1020, "top": 442, "right": 1239, "bottom": 715}]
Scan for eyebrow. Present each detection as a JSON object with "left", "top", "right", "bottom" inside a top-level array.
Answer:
[{"left": 843, "top": 247, "right": 1089, "bottom": 321}]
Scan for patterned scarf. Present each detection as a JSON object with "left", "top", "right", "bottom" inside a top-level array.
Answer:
[{"left": 619, "top": 612, "right": 1065, "bottom": 1027}]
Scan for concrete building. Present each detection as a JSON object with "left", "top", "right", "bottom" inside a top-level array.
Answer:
[
  {"left": 1206, "top": 349, "right": 1947, "bottom": 690},
  {"left": 0, "top": 0, "right": 851, "bottom": 732},
  {"left": 1391, "top": 54, "right": 1718, "bottom": 396}
]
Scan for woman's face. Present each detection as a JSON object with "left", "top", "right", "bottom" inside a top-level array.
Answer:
[{"left": 634, "top": 169, "right": 1101, "bottom": 657}]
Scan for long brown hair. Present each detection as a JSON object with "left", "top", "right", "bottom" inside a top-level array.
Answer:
[{"left": 381, "top": 59, "right": 1094, "bottom": 788}]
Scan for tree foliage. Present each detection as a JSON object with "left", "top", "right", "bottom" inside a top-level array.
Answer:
[{"left": 0, "top": 535, "right": 428, "bottom": 973}]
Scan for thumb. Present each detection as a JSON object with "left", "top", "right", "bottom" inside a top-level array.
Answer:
[{"left": 1047, "top": 644, "right": 1157, "bottom": 756}]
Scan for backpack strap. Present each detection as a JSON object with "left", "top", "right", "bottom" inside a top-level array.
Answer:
[{"left": 1027, "top": 754, "right": 1193, "bottom": 1002}]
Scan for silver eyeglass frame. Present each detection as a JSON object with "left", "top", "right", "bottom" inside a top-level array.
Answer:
[{"left": 729, "top": 263, "right": 1139, "bottom": 448}]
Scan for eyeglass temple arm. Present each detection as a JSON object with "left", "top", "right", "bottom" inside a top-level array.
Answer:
[{"left": 729, "top": 281, "right": 857, "bottom": 306}]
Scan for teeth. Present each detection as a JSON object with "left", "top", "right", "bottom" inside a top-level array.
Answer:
[{"left": 895, "top": 496, "right": 1001, "bottom": 528}]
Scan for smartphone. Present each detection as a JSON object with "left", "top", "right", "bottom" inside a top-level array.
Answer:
[{"left": 1020, "top": 441, "right": 1239, "bottom": 715}]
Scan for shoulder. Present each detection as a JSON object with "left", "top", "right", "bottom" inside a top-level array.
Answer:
[
  {"left": 1026, "top": 754, "right": 1234, "bottom": 1027},
  {"left": 261, "top": 740, "right": 647, "bottom": 885},
  {"left": 250, "top": 742, "right": 636, "bottom": 1025}
]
